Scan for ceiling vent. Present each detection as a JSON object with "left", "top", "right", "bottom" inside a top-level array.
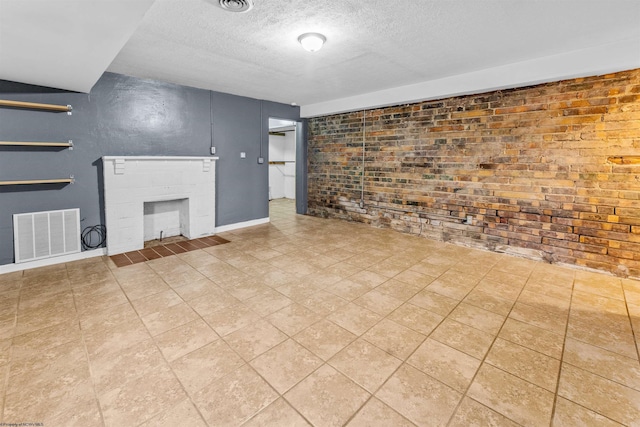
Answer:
[{"left": 217, "top": 0, "right": 254, "bottom": 13}]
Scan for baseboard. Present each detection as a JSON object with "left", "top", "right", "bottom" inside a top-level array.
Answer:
[
  {"left": 215, "top": 217, "right": 270, "bottom": 233},
  {"left": 0, "top": 248, "right": 107, "bottom": 275},
  {"left": 0, "top": 217, "right": 270, "bottom": 275}
]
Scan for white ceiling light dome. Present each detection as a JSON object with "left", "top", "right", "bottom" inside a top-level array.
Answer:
[
  {"left": 298, "top": 33, "right": 326, "bottom": 52},
  {"left": 217, "top": 0, "right": 254, "bottom": 13}
]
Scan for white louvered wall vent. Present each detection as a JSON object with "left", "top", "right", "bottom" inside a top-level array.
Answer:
[{"left": 13, "top": 208, "right": 81, "bottom": 263}]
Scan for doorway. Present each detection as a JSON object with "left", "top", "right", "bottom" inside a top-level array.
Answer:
[
  {"left": 267, "top": 117, "right": 307, "bottom": 217},
  {"left": 268, "top": 118, "right": 297, "bottom": 202}
]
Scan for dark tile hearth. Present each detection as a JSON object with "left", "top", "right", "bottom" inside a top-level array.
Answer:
[{"left": 110, "top": 235, "right": 230, "bottom": 267}]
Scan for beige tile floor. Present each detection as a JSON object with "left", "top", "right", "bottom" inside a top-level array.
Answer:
[{"left": 1, "top": 198, "right": 639, "bottom": 426}]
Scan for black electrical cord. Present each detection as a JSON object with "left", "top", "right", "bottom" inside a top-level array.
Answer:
[{"left": 81, "top": 225, "right": 106, "bottom": 250}]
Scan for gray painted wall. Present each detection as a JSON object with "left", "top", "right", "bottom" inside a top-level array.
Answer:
[
  {"left": 295, "top": 120, "right": 308, "bottom": 215},
  {"left": 0, "top": 73, "right": 300, "bottom": 265}
]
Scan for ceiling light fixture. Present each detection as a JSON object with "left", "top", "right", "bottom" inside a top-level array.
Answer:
[{"left": 298, "top": 33, "right": 326, "bottom": 52}]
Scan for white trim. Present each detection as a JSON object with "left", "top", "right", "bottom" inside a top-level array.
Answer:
[
  {"left": 301, "top": 38, "right": 640, "bottom": 118},
  {"left": 0, "top": 217, "right": 271, "bottom": 274},
  {"left": 215, "top": 217, "right": 270, "bottom": 233},
  {"left": 0, "top": 248, "right": 107, "bottom": 275},
  {"left": 102, "top": 156, "right": 219, "bottom": 161}
]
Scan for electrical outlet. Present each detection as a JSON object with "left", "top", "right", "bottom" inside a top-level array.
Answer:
[
  {"left": 258, "top": 157, "right": 264, "bottom": 164},
  {"left": 240, "top": 152, "right": 246, "bottom": 158},
  {"left": 210, "top": 147, "right": 216, "bottom": 155}
]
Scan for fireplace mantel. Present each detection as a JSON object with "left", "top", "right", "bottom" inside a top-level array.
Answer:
[{"left": 102, "top": 156, "right": 218, "bottom": 255}]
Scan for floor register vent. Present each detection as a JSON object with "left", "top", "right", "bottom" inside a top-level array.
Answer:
[{"left": 13, "top": 208, "right": 81, "bottom": 263}]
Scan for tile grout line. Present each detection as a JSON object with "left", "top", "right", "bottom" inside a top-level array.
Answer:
[
  {"left": 154, "top": 249, "right": 302, "bottom": 425},
  {"left": 563, "top": 281, "right": 640, "bottom": 370},
  {"left": 548, "top": 271, "right": 576, "bottom": 427},
  {"left": 443, "top": 266, "right": 535, "bottom": 427},
  {"left": 621, "top": 280, "right": 640, "bottom": 364},
  {"left": 111, "top": 258, "right": 211, "bottom": 427},
  {"left": 153, "top": 252, "right": 262, "bottom": 426},
  {"left": 339, "top": 257, "right": 525, "bottom": 425},
  {"left": 0, "top": 275, "right": 22, "bottom": 424},
  {"left": 233, "top": 251, "right": 424, "bottom": 426},
  {"left": 234, "top": 203, "right": 335, "bottom": 425},
  {"left": 213, "top": 270, "right": 326, "bottom": 425},
  {"left": 337, "top": 257, "right": 500, "bottom": 426},
  {"left": 238, "top": 344, "right": 316, "bottom": 427},
  {"left": 546, "top": 274, "right": 638, "bottom": 426},
  {"left": 67, "top": 263, "right": 107, "bottom": 427}
]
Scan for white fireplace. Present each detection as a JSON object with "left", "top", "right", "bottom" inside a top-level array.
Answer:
[{"left": 102, "top": 156, "right": 218, "bottom": 255}]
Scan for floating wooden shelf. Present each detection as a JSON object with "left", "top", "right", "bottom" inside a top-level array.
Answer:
[
  {"left": 0, "top": 177, "right": 74, "bottom": 186},
  {"left": 0, "top": 99, "right": 72, "bottom": 113},
  {"left": 0, "top": 140, "right": 73, "bottom": 148},
  {"left": 608, "top": 156, "right": 640, "bottom": 165}
]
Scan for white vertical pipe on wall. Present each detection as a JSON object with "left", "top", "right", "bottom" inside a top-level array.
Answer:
[{"left": 360, "top": 109, "right": 366, "bottom": 208}]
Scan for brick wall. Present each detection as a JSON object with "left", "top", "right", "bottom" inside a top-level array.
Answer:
[{"left": 307, "top": 69, "right": 640, "bottom": 277}]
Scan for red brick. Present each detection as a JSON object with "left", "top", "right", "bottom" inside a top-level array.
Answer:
[{"left": 308, "top": 69, "right": 640, "bottom": 276}]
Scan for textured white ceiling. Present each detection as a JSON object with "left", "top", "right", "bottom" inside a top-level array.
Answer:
[
  {"left": 107, "top": 0, "right": 640, "bottom": 113},
  {"left": 1, "top": 0, "right": 639, "bottom": 116}
]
